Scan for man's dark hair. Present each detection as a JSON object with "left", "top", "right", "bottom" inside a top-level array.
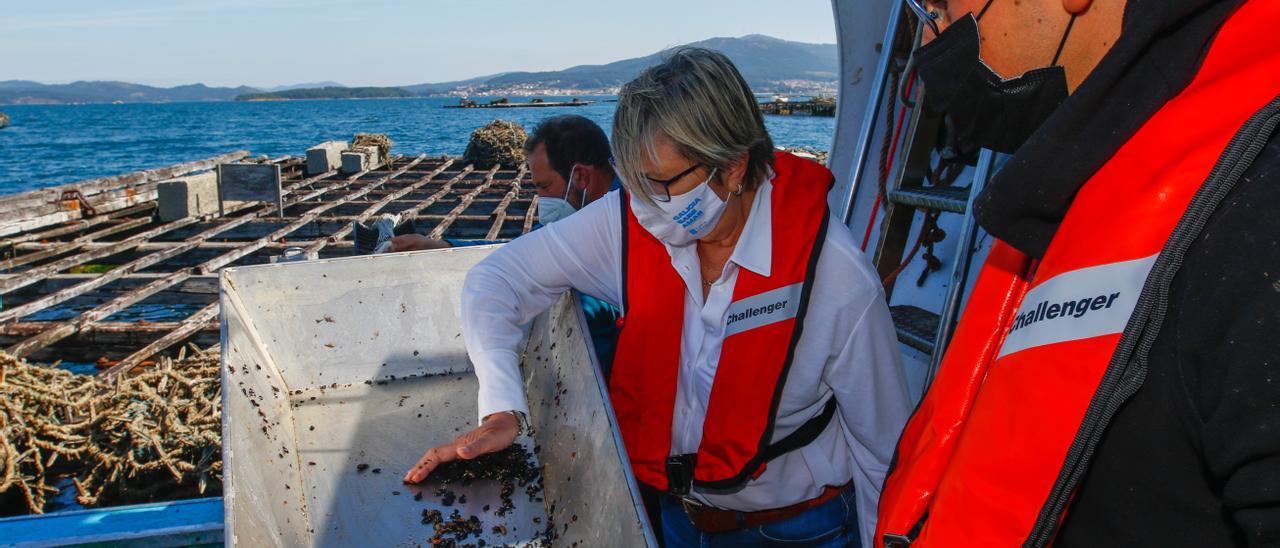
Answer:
[{"left": 524, "top": 115, "right": 612, "bottom": 182}]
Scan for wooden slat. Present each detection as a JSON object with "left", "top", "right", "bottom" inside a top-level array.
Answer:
[
  {"left": 523, "top": 194, "right": 540, "bottom": 234},
  {"left": 428, "top": 165, "right": 505, "bottom": 239},
  {"left": 6, "top": 270, "right": 193, "bottom": 357},
  {"left": 0, "top": 320, "right": 201, "bottom": 336},
  {"left": 196, "top": 162, "right": 419, "bottom": 274},
  {"left": 0, "top": 193, "right": 322, "bottom": 323},
  {"left": 301, "top": 157, "right": 456, "bottom": 255},
  {"left": 0, "top": 151, "right": 248, "bottom": 211},
  {"left": 0, "top": 216, "right": 204, "bottom": 295},
  {"left": 100, "top": 301, "right": 220, "bottom": 378},
  {"left": 485, "top": 171, "right": 525, "bottom": 240},
  {"left": 3, "top": 216, "right": 159, "bottom": 272},
  {"left": 0, "top": 203, "right": 155, "bottom": 246},
  {"left": 0, "top": 151, "right": 250, "bottom": 236}
]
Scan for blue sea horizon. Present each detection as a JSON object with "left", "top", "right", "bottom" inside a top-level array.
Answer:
[{"left": 0, "top": 96, "right": 835, "bottom": 197}]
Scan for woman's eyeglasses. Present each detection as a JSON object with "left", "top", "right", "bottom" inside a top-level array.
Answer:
[{"left": 610, "top": 157, "right": 704, "bottom": 202}]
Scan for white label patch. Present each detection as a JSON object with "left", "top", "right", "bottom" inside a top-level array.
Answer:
[
  {"left": 724, "top": 282, "right": 804, "bottom": 337},
  {"left": 997, "top": 254, "right": 1158, "bottom": 359}
]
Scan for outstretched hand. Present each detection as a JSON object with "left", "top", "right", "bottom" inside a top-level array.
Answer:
[
  {"left": 387, "top": 234, "right": 452, "bottom": 253},
  {"left": 403, "top": 411, "right": 519, "bottom": 484}
]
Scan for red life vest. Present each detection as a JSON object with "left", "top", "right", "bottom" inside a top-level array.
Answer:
[
  {"left": 609, "top": 151, "right": 835, "bottom": 494},
  {"left": 877, "top": 2, "right": 1280, "bottom": 545}
]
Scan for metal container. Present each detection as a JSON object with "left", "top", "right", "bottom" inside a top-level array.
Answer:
[{"left": 220, "top": 246, "right": 656, "bottom": 547}]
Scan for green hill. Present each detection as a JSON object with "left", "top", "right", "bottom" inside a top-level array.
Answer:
[{"left": 235, "top": 86, "right": 417, "bottom": 101}]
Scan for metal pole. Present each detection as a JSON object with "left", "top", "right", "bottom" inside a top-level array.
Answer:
[
  {"left": 923, "top": 149, "right": 997, "bottom": 388},
  {"left": 838, "top": 3, "right": 905, "bottom": 225}
]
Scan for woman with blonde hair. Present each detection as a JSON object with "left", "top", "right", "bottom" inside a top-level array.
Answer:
[{"left": 406, "top": 47, "right": 911, "bottom": 547}]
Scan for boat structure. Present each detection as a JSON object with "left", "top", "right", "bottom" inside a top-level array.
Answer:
[{"left": 0, "top": 2, "right": 998, "bottom": 545}]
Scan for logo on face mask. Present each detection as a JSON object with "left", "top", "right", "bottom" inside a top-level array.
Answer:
[{"left": 673, "top": 197, "right": 705, "bottom": 231}]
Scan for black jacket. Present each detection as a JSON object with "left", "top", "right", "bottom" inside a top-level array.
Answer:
[{"left": 971, "top": 0, "right": 1280, "bottom": 545}]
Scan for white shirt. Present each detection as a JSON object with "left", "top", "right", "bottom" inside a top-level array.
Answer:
[{"left": 461, "top": 181, "right": 912, "bottom": 546}]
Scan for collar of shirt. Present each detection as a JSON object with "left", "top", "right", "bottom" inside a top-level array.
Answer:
[
  {"left": 664, "top": 169, "right": 776, "bottom": 282},
  {"left": 723, "top": 177, "right": 772, "bottom": 278}
]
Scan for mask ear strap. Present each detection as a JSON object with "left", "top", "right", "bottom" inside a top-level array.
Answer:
[
  {"left": 1052, "top": 14, "right": 1078, "bottom": 66},
  {"left": 976, "top": 0, "right": 996, "bottom": 20},
  {"left": 563, "top": 165, "right": 577, "bottom": 201}
]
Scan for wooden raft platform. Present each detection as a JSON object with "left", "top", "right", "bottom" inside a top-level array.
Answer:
[{"left": 0, "top": 152, "right": 539, "bottom": 375}]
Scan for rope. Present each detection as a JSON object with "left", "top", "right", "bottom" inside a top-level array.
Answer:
[{"left": 0, "top": 345, "right": 221, "bottom": 514}]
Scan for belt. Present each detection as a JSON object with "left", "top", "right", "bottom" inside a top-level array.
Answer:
[{"left": 675, "top": 482, "right": 850, "bottom": 534}]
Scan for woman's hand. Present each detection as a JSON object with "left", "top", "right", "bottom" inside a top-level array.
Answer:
[{"left": 402, "top": 411, "right": 519, "bottom": 484}]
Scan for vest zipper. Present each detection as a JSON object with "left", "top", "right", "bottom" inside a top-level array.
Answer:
[{"left": 1023, "top": 96, "right": 1280, "bottom": 547}]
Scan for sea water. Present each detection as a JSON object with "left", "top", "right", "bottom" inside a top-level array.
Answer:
[{"left": 0, "top": 96, "right": 835, "bottom": 195}]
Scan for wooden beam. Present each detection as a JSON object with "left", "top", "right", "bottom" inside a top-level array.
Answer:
[
  {"left": 429, "top": 165, "right": 505, "bottom": 239},
  {"left": 0, "top": 320, "right": 204, "bottom": 336},
  {"left": 100, "top": 301, "right": 220, "bottom": 378},
  {"left": 0, "top": 190, "right": 332, "bottom": 323},
  {"left": 523, "top": 194, "right": 540, "bottom": 234},
  {"left": 6, "top": 270, "right": 193, "bottom": 357},
  {"left": 301, "top": 157, "right": 456, "bottom": 255},
  {"left": 0, "top": 151, "right": 250, "bottom": 236},
  {"left": 485, "top": 171, "right": 525, "bottom": 240},
  {"left": 0, "top": 203, "right": 155, "bottom": 246},
  {"left": 0, "top": 216, "right": 205, "bottom": 295},
  {"left": 196, "top": 161, "right": 419, "bottom": 274}
]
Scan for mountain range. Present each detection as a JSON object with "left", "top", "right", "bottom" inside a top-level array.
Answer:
[{"left": 0, "top": 35, "right": 836, "bottom": 105}]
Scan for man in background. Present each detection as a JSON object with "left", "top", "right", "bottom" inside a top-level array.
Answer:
[
  {"left": 388, "top": 115, "right": 623, "bottom": 371},
  {"left": 388, "top": 114, "right": 617, "bottom": 250}
]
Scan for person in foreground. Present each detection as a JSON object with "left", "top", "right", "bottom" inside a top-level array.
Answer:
[
  {"left": 877, "top": 0, "right": 1280, "bottom": 546},
  {"left": 405, "top": 48, "right": 912, "bottom": 547}
]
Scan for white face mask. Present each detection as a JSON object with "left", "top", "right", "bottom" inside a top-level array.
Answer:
[
  {"left": 536, "top": 167, "right": 586, "bottom": 225},
  {"left": 637, "top": 167, "right": 725, "bottom": 246},
  {"left": 538, "top": 197, "right": 576, "bottom": 224}
]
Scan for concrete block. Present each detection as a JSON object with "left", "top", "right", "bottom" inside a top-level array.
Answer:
[
  {"left": 157, "top": 171, "right": 219, "bottom": 221},
  {"left": 340, "top": 146, "right": 380, "bottom": 174},
  {"left": 306, "top": 140, "right": 347, "bottom": 175}
]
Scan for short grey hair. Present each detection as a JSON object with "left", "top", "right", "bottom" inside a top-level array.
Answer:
[{"left": 612, "top": 47, "right": 774, "bottom": 204}]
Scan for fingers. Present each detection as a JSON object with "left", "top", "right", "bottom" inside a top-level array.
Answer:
[
  {"left": 456, "top": 426, "right": 514, "bottom": 460},
  {"left": 457, "top": 413, "right": 518, "bottom": 459},
  {"left": 403, "top": 443, "right": 456, "bottom": 484},
  {"left": 402, "top": 416, "right": 519, "bottom": 483}
]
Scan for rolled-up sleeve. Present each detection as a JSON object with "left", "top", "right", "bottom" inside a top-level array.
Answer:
[{"left": 461, "top": 191, "right": 623, "bottom": 420}]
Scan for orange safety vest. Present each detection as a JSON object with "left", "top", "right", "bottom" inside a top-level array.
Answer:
[
  {"left": 610, "top": 151, "right": 836, "bottom": 494},
  {"left": 877, "top": 2, "right": 1280, "bottom": 545}
]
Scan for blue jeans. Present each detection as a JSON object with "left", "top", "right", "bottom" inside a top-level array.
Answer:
[{"left": 659, "top": 487, "right": 860, "bottom": 547}]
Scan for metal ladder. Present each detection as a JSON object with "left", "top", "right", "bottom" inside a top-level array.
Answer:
[{"left": 835, "top": 2, "right": 998, "bottom": 384}]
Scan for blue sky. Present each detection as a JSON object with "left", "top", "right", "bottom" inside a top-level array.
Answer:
[{"left": 0, "top": 0, "right": 836, "bottom": 88}]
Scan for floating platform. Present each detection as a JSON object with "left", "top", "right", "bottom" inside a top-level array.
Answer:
[
  {"left": 759, "top": 98, "right": 836, "bottom": 117},
  {"left": 0, "top": 151, "right": 541, "bottom": 376},
  {"left": 444, "top": 98, "right": 593, "bottom": 109}
]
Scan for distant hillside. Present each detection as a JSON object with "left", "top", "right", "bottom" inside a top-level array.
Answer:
[
  {"left": 0, "top": 80, "right": 259, "bottom": 105},
  {"left": 263, "top": 81, "right": 345, "bottom": 92},
  {"left": 1, "top": 34, "right": 837, "bottom": 105},
  {"left": 236, "top": 86, "right": 416, "bottom": 101},
  {"left": 406, "top": 35, "right": 837, "bottom": 96}
]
